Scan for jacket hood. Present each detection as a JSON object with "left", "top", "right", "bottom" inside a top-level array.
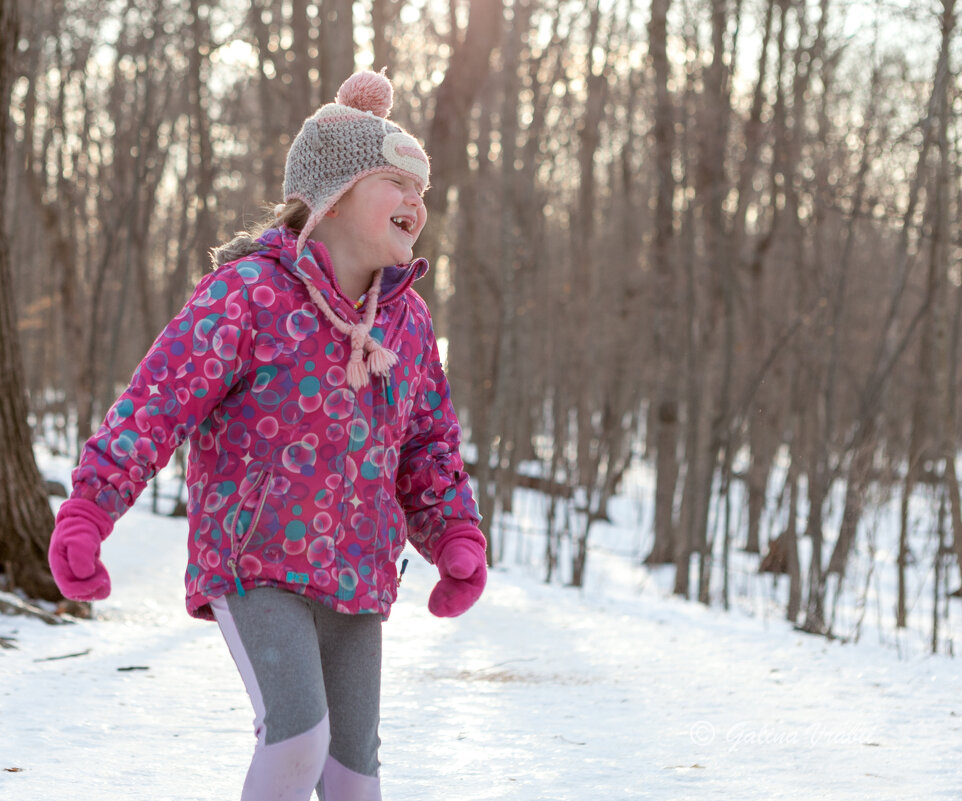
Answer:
[{"left": 255, "top": 227, "right": 429, "bottom": 308}]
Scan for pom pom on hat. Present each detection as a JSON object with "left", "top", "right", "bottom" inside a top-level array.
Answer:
[{"left": 336, "top": 70, "right": 393, "bottom": 118}]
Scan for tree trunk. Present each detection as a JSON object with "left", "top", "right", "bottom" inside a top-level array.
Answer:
[
  {"left": 188, "top": 0, "right": 217, "bottom": 272},
  {"left": 645, "top": 0, "right": 680, "bottom": 567},
  {"left": 944, "top": 458, "right": 962, "bottom": 595},
  {"left": 827, "top": 431, "right": 875, "bottom": 580},
  {"left": 912, "top": 0, "right": 956, "bottom": 627},
  {"left": 290, "top": 0, "right": 313, "bottom": 110},
  {"left": 0, "top": 0, "right": 59, "bottom": 601},
  {"left": 946, "top": 151, "right": 962, "bottom": 594},
  {"left": 250, "top": 0, "right": 281, "bottom": 201},
  {"left": 691, "top": 0, "right": 733, "bottom": 604},
  {"left": 421, "top": 0, "right": 503, "bottom": 314},
  {"left": 371, "top": 0, "right": 402, "bottom": 69},
  {"left": 785, "top": 441, "right": 802, "bottom": 623},
  {"left": 320, "top": 0, "right": 355, "bottom": 102},
  {"left": 736, "top": 0, "right": 777, "bottom": 555}
]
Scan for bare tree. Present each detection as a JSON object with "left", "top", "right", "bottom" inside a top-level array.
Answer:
[
  {"left": 421, "top": 0, "right": 503, "bottom": 315},
  {"left": 320, "top": 0, "right": 355, "bottom": 101},
  {"left": 892, "top": 0, "right": 957, "bottom": 629},
  {"left": 0, "top": 0, "right": 58, "bottom": 602},
  {"left": 645, "top": 0, "right": 681, "bottom": 568}
]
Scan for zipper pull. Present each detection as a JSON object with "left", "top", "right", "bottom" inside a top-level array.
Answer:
[
  {"left": 397, "top": 558, "right": 409, "bottom": 586},
  {"left": 385, "top": 374, "right": 395, "bottom": 406},
  {"left": 228, "top": 557, "right": 246, "bottom": 597}
]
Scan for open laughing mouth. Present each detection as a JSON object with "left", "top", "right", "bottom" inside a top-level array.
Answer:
[{"left": 391, "top": 216, "right": 416, "bottom": 235}]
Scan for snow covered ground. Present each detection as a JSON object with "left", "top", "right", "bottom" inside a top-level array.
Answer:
[{"left": 2, "top": 457, "right": 962, "bottom": 800}]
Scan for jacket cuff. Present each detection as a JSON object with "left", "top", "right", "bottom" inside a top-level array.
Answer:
[{"left": 56, "top": 497, "right": 115, "bottom": 541}]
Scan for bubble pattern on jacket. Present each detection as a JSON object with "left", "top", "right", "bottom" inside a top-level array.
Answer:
[{"left": 71, "top": 227, "right": 480, "bottom": 619}]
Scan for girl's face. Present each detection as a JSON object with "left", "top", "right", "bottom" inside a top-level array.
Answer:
[{"left": 325, "top": 172, "right": 427, "bottom": 271}]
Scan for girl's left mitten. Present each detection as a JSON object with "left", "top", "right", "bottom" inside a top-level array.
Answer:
[
  {"left": 428, "top": 528, "right": 487, "bottom": 618},
  {"left": 48, "top": 498, "right": 115, "bottom": 601}
]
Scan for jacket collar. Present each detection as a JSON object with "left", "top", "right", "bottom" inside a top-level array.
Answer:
[{"left": 258, "top": 227, "right": 428, "bottom": 310}]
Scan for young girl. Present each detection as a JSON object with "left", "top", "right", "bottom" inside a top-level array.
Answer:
[{"left": 48, "top": 70, "right": 487, "bottom": 801}]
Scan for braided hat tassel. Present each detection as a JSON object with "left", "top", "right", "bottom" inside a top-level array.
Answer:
[
  {"left": 301, "top": 270, "right": 395, "bottom": 391},
  {"left": 365, "top": 339, "right": 400, "bottom": 376}
]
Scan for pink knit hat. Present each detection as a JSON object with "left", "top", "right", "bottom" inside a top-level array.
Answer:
[{"left": 283, "top": 71, "right": 430, "bottom": 255}]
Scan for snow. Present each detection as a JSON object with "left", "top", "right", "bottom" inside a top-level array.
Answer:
[{"left": 2, "top": 456, "right": 962, "bottom": 800}]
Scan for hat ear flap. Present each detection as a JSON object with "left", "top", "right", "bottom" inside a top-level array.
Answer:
[{"left": 296, "top": 205, "right": 329, "bottom": 256}]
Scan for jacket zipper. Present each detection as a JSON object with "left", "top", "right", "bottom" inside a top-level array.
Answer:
[
  {"left": 381, "top": 304, "right": 408, "bottom": 353},
  {"left": 379, "top": 305, "right": 407, "bottom": 408},
  {"left": 226, "top": 467, "right": 274, "bottom": 596}
]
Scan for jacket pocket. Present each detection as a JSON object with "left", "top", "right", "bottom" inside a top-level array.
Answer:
[{"left": 226, "top": 466, "right": 274, "bottom": 595}]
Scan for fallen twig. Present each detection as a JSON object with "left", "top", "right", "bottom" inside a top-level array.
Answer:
[
  {"left": 33, "top": 649, "right": 92, "bottom": 663},
  {"left": 0, "top": 591, "right": 71, "bottom": 625}
]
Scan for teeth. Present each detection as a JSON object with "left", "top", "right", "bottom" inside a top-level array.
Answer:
[{"left": 392, "top": 217, "right": 411, "bottom": 232}]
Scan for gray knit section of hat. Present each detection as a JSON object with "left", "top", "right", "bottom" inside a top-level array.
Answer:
[{"left": 283, "top": 112, "right": 409, "bottom": 211}]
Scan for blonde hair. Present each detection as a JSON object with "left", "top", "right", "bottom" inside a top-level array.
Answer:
[{"left": 209, "top": 200, "right": 312, "bottom": 267}]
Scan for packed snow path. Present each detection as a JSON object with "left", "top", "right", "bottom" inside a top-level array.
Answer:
[{"left": 2, "top": 504, "right": 960, "bottom": 801}]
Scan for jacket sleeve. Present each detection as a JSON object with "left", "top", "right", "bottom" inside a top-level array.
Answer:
[
  {"left": 70, "top": 267, "right": 253, "bottom": 520},
  {"left": 395, "top": 306, "right": 482, "bottom": 564}
]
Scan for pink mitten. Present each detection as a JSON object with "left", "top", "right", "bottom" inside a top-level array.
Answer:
[
  {"left": 48, "top": 498, "right": 114, "bottom": 601},
  {"left": 428, "top": 529, "right": 487, "bottom": 618}
]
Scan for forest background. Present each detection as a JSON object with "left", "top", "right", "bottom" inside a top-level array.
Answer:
[{"left": 2, "top": 0, "right": 962, "bottom": 655}]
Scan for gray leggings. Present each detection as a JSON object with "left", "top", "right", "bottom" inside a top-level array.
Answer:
[{"left": 211, "top": 587, "right": 383, "bottom": 801}]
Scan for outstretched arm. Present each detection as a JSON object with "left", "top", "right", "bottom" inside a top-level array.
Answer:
[
  {"left": 395, "top": 312, "right": 486, "bottom": 616},
  {"left": 50, "top": 268, "right": 254, "bottom": 601}
]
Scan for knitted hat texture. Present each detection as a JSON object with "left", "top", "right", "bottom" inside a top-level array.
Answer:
[{"left": 283, "top": 71, "right": 430, "bottom": 255}]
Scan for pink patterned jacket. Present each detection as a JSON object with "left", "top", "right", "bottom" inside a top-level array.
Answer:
[{"left": 70, "top": 227, "right": 482, "bottom": 619}]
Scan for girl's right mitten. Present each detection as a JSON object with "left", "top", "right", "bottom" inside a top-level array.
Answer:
[
  {"left": 428, "top": 528, "right": 487, "bottom": 618},
  {"left": 48, "top": 498, "right": 115, "bottom": 601}
]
